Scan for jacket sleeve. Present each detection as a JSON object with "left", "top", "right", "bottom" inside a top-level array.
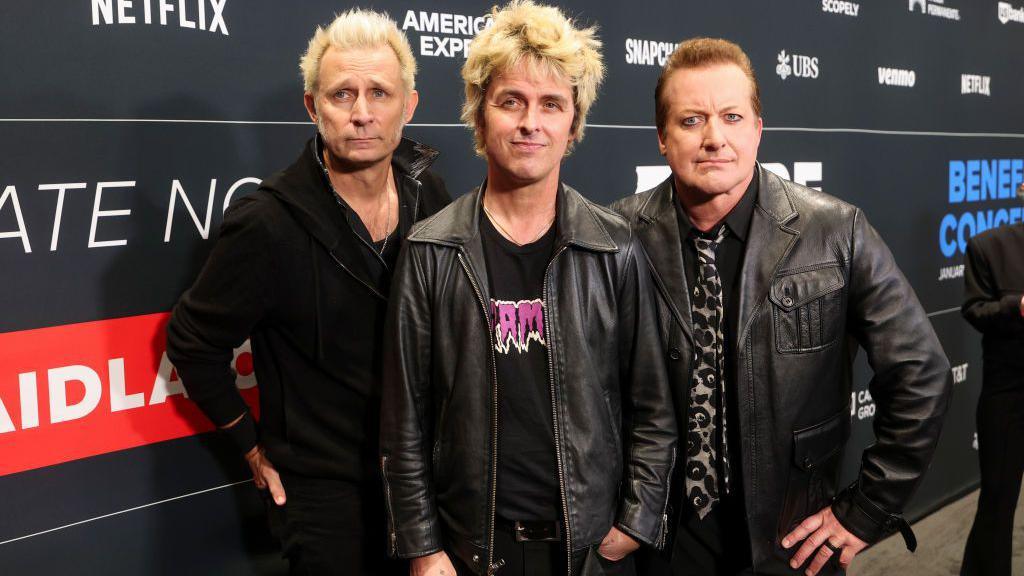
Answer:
[
  {"left": 380, "top": 241, "right": 442, "bottom": 559},
  {"left": 962, "top": 237, "right": 1023, "bottom": 333},
  {"left": 831, "top": 209, "right": 952, "bottom": 549},
  {"left": 614, "top": 235, "right": 679, "bottom": 548},
  {"left": 165, "top": 196, "right": 276, "bottom": 454}
]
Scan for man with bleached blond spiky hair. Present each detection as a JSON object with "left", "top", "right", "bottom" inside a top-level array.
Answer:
[
  {"left": 380, "top": 2, "right": 675, "bottom": 575},
  {"left": 167, "top": 8, "right": 449, "bottom": 574}
]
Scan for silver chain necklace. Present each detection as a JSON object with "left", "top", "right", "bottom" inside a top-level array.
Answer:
[
  {"left": 482, "top": 203, "right": 555, "bottom": 246},
  {"left": 376, "top": 178, "right": 394, "bottom": 256},
  {"left": 318, "top": 150, "right": 394, "bottom": 257}
]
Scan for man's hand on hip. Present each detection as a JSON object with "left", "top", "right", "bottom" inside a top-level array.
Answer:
[
  {"left": 410, "top": 550, "right": 457, "bottom": 576},
  {"left": 244, "top": 445, "right": 286, "bottom": 505},
  {"left": 782, "top": 506, "right": 867, "bottom": 575},
  {"left": 598, "top": 526, "right": 640, "bottom": 562}
]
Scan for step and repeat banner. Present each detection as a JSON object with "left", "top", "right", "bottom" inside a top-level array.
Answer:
[{"left": 1, "top": 0, "right": 1022, "bottom": 573}]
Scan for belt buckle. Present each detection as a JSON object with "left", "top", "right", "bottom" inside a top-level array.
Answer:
[{"left": 513, "top": 520, "right": 561, "bottom": 542}]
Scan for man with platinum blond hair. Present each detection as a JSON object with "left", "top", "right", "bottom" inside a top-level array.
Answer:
[
  {"left": 380, "top": 2, "right": 675, "bottom": 575},
  {"left": 167, "top": 8, "right": 449, "bottom": 574}
]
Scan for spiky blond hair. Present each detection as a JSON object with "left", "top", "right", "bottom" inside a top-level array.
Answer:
[
  {"left": 300, "top": 9, "right": 417, "bottom": 94},
  {"left": 461, "top": 1, "right": 605, "bottom": 155}
]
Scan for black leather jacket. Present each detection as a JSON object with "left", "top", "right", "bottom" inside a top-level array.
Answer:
[
  {"left": 380, "top": 184, "right": 677, "bottom": 575},
  {"left": 612, "top": 168, "right": 952, "bottom": 574}
]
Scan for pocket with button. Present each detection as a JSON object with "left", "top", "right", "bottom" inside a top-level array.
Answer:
[
  {"left": 769, "top": 265, "right": 846, "bottom": 354},
  {"left": 777, "top": 409, "right": 850, "bottom": 538}
]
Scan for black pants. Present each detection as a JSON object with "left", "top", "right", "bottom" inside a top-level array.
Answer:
[
  {"left": 961, "top": 382, "right": 1024, "bottom": 576},
  {"left": 635, "top": 504, "right": 754, "bottom": 576},
  {"left": 450, "top": 523, "right": 634, "bottom": 576},
  {"left": 265, "top": 471, "right": 405, "bottom": 576}
]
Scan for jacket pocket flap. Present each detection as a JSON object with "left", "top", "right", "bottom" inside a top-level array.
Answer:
[
  {"left": 770, "top": 266, "right": 845, "bottom": 312},
  {"left": 792, "top": 409, "right": 850, "bottom": 471}
]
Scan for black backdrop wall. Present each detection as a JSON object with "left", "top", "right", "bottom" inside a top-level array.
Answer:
[{"left": 1, "top": 0, "right": 1022, "bottom": 573}]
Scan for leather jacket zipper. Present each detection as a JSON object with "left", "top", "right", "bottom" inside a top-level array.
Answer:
[
  {"left": 380, "top": 455, "right": 398, "bottom": 556},
  {"left": 542, "top": 245, "right": 573, "bottom": 576},
  {"left": 457, "top": 251, "right": 504, "bottom": 575},
  {"left": 656, "top": 448, "right": 677, "bottom": 549}
]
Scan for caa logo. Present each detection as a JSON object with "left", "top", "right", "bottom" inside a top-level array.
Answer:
[
  {"left": 401, "top": 10, "right": 492, "bottom": 58},
  {"left": 878, "top": 67, "right": 916, "bottom": 87},
  {"left": 776, "top": 51, "right": 819, "bottom": 81},
  {"left": 908, "top": 0, "right": 961, "bottom": 20},
  {"left": 633, "top": 163, "right": 822, "bottom": 194},
  {"left": 91, "top": 0, "right": 229, "bottom": 35},
  {"left": 998, "top": 2, "right": 1024, "bottom": 24}
]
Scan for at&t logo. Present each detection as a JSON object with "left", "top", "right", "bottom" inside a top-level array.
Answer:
[{"left": 776, "top": 50, "right": 819, "bottom": 81}]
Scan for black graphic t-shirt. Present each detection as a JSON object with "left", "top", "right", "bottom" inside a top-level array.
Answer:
[{"left": 480, "top": 208, "right": 560, "bottom": 522}]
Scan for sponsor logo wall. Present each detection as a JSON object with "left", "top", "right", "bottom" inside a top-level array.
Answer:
[{"left": 0, "top": 0, "right": 1021, "bottom": 572}]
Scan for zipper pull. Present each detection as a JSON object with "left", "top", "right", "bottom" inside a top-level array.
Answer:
[{"left": 657, "top": 513, "right": 669, "bottom": 549}]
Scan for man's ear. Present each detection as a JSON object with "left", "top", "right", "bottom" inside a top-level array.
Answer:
[
  {"left": 303, "top": 93, "right": 318, "bottom": 125},
  {"left": 404, "top": 90, "right": 419, "bottom": 123},
  {"left": 657, "top": 127, "right": 668, "bottom": 157}
]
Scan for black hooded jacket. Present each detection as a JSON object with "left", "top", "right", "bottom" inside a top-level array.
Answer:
[{"left": 166, "top": 136, "right": 450, "bottom": 483}]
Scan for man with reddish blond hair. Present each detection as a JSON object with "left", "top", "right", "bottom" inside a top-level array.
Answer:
[{"left": 614, "top": 37, "right": 951, "bottom": 576}]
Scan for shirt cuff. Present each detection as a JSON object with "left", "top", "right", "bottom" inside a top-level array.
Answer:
[
  {"left": 220, "top": 411, "right": 258, "bottom": 455},
  {"left": 831, "top": 481, "right": 917, "bottom": 551},
  {"left": 1000, "top": 293, "right": 1024, "bottom": 317}
]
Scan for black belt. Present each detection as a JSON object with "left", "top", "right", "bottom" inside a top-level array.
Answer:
[{"left": 497, "top": 517, "right": 563, "bottom": 542}]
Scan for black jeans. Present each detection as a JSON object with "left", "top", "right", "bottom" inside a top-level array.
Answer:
[
  {"left": 961, "top": 381, "right": 1024, "bottom": 576},
  {"left": 450, "top": 522, "right": 634, "bottom": 576},
  {"left": 635, "top": 487, "right": 756, "bottom": 576},
  {"left": 265, "top": 471, "right": 405, "bottom": 576}
]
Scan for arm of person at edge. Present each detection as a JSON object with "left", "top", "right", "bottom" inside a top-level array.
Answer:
[
  {"left": 962, "top": 238, "right": 1024, "bottom": 333},
  {"left": 379, "top": 241, "right": 450, "bottom": 574},
  {"left": 165, "top": 196, "right": 286, "bottom": 505},
  {"left": 782, "top": 210, "right": 952, "bottom": 576},
  {"left": 604, "top": 235, "right": 679, "bottom": 561},
  {"left": 223, "top": 414, "right": 286, "bottom": 506}
]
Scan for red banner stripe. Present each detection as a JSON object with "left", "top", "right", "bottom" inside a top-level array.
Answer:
[{"left": 0, "top": 313, "right": 258, "bottom": 476}]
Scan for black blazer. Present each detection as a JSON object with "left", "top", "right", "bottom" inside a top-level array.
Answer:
[{"left": 963, "top": 222, "right": 1024, "bottom": 377}]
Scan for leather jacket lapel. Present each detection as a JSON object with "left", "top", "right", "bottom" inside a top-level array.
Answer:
[
  {"left": 736, "top": 167, "right": 800, "bottom": 350},
  {"left": 636, "top": 180, "right": 693, "bottom": 346}
]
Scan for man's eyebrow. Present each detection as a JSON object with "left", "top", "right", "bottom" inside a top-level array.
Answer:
[
  {"left": 543, "top": 93, "right": 570, "bottom": 105},
  {"left": 322, "top": 74, "right": 397, "bottom": 90},
  {"left": 490, "top": 87, "right": 525, "bottom": 99}
]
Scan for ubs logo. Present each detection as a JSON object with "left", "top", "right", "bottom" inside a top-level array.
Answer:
[{"left": 776, "top": 50, "right": 819, "bottom": 81}]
